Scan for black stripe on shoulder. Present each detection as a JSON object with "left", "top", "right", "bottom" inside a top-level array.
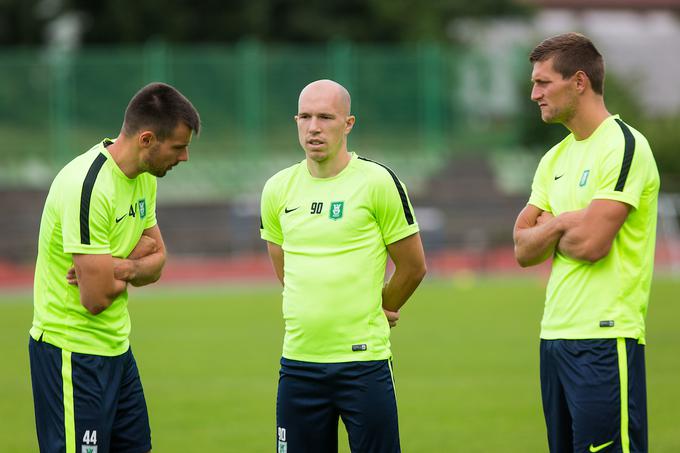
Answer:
[
  {"left": 80, "top": 153, "right": 108, "bottom": 245},
  {"left": 614, "top": 118, "right": 636, "bottom": 192},
  {"left": 358, "top": 156, "right": 414, "bottom": 225}
]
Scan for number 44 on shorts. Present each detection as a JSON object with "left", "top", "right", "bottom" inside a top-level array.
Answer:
[{"left": 82, "top": 430, "right": 98, "bottom": 453}]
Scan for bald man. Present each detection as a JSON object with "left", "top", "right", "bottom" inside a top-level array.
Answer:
[{"left": 260, "top": 79, "right": 426, "bottom": 452}]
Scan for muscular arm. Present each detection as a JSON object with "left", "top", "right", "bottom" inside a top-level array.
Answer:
[
  {"left": 72, "top": 254, "right": 127, "bottom": 315},
  {"left": 112, "top": 225, "right": 167, "bottom": 287},
  {"left": 513, "top": 204, "right": 566, "bottom": 267},
  {"left": 557, "top": 199, "right": 630, "bottom": 262},
  {"left": 266, "top": 241, "right": 284, "bottom": 286},
  {"left": 382, "top": 233, "right": 427, "bottom": 313},
  {"left": 70, "top": 227, "right": 165, "bottom": 314}
]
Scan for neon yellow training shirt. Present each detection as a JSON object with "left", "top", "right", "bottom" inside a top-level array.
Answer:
[
  {"left": 31, "top": 140, "right": 157, "bottom": 356},
  {"left": 260, "top": 153, "right": 420, "bottom": 362},
  {"left": 529, "top": 115, "right": 660, "bottom": 343}
]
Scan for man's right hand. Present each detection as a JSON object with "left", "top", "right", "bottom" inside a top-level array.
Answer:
[
  {"left": 536, "top": 210, "right": 555, "bottom": 226},
  {"left": 384, "top": 309, "right": 400, "bottom": 328},
  {"left": 66, "top": 235, "right": 158, "bottom": 286},
  {"left": 127, "top": 235, "right": 158, "bottom": 260}
]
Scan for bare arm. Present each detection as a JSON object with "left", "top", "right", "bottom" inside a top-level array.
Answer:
[
  {"left": 382, "top": 232, "right": 427, "bottom": 313},
  {"left": 513, "top": 204, "right": 567, "bottom": 267},
  {"left": 72, "top": 254, "right": 127, "bottom": 315},
  {"left": 266, "top": 241, "right": 284, "bottom": 286},
  {"left": 67, "top": 228, "right": 162, "bottom": 286},
  {"left": 111, "top": 225, "right": 167, "bottom": 287},
  {"left": 557, "top": 199, "right": 630, "bottom": 262}
]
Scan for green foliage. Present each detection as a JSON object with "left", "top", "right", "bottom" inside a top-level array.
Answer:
[
  {"left": 2, "top": 278, "right": 680, "bottom": 452},
  {"left": 640, "top": 116, "right": 680, "bottom": 192},
  {"left": 606, "top": 76, "right": 680, "bottom": 191},
  {"left": 2, "top": 0, "right": 527, "bottom": 45}
]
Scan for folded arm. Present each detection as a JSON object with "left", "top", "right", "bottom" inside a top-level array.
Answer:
[
  {"left": 70, "top": 226, "right": 166, "bottom": 314},
  {"left": 112, "top": 225, "right": 167, "bottom": 287},
  {"left": 72, "top": 254, "right": 127, "bottom": 315},
  {"left": 513, "top": 204, "right": 566, "bottom": 267},
  {"left": 557, "top": 199, "right": 630, "bottom": 262}
]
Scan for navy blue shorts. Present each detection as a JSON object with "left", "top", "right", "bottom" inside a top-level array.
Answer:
[
  {"left": 540, "top": 338, "right": 647, "bottom": 453},
  {"left": 276, "top": 357, "right": 400, "bottom": 453},
  {"left": 29, "top": 336, "right": 151, "bottom": 453}
]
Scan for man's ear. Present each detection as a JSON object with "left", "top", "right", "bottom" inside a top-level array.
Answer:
[
  {"left": 138, "top": 130, "right": 156, "bottom": 148},
  {"left": 574, "top": 70, "right": 589, "bottom": 94},
  {"left": 344, "top": 115, "right": 356, "bottom": 135}
]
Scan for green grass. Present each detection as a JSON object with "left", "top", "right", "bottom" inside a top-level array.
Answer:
[{"left": 2, "top": 277, "right": 679, "bottom": 452}]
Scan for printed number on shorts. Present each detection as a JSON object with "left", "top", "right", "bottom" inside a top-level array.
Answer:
[{"left": 83, "top": 430, "right": 97, "bottom": 445}]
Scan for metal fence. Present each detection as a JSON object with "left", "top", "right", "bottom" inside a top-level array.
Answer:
[{"left": 0, "top": 41, "right": 529, "bottom": 199}]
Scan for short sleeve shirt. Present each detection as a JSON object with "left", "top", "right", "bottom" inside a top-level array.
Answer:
[
  {"left": 529, "top": 116, "right": 660, "bottom": 342},
  {"left": 260, "top": 153, "right": 419, "bottom": 362},
  {"left": 31, "top": 140, "right": 157, "bottom": 355}
]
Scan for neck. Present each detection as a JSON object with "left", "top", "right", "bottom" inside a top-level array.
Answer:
[
  {"left": 307, "top": 149, "right": 351, "bottom": 178},
  {"left": 564, "top": 96, "right": 611, "bottom": 141},
  {"left": 106, "top": 134, "right": 142, "bottom": 178}
]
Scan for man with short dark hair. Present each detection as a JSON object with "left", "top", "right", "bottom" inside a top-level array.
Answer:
[
  {"left": 260, "top": 79, "right": 426, "bottom": 452},
  {"left": 30, "top": 82, "right": 200, "bottom": 453},
  {"left": 514, "top": 32, "right": 659, "bottom": 453}
]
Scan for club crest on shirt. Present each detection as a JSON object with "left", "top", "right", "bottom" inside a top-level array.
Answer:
[
  {"left": 579, "top": 170, "right": 590, "bottom": 187},
  {"left": 138, "top": 198, "right": 147, "bottom": 219},
  {"left": 329, "top": 201, "right": 344, "bottom": 221}
]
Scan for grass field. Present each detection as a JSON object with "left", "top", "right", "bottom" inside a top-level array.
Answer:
[{"left": 2, "top": 277, "right": 679, "bottom": 452}]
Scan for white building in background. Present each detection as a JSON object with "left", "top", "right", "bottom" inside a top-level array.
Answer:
[{"left": 453, "top": 0, "right": 680, "bottom": 116}]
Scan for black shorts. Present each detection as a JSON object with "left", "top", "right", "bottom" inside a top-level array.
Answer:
[
  {"left": 540, "top": 338, "right": 647, "bottom": 453},
  {"left": 29, "top": 336, "right": 151, "bottom": 453},
  {"left": 277, "top": 357, "right": 400, "bottom": 453}
]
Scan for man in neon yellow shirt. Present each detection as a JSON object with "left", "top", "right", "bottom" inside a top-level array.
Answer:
[
  {"left": 260, "top": 79, "right": 426, "bottom": 452},
  {"left": 514, "top": 33, "right": 659, "bottom": 453},
  {"left": 30, "top": 82, "right": 200, "bottom": 453}
]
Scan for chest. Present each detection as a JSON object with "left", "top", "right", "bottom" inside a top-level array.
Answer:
[
  {"left": 109, "top": 184, "right": 150, "bottom": 255},
  {"left": 279, "top": 183, "right": 376, "bottom": 245},
  {"left": 547, "top": 148, "right": 600, "bottom": 214}
]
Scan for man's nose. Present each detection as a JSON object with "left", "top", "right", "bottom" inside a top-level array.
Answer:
[{"left": 308, "top": 116, "right": 321, "bottom": 132}]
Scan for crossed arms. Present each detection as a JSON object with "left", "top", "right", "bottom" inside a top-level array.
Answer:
[
  {"left": 513, "top": 199, "right": 630, "bottom": 267},
  {"left": 69, "top": 225, "right": 167, "bottom": 315}
]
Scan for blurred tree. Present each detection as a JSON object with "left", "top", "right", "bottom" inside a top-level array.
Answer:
[
  {"left": 641, "top": 115, "right": 680, "bottom": 192},
  {"left": 1, "top": 0, "right": 527, "bottom": 45},
  {"left": 0, "top": 0, "right": 44, "bottom": 45}
]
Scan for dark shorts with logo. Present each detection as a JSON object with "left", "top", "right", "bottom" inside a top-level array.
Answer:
[
  {"left": 276, "top": 357, "right": 400, "bottom": 453},
  {"left": 540, "top": 338, "right": 647, "bottom": 453},
  {"left": 29, "top": 336, "right": 151, "bottom": 453}
]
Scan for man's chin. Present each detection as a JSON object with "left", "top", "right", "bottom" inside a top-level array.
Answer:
[
  {"left": 541, "top": 113, "right": 557, "bottom": 124},
  {"left": 306, "top": 150, "right": 327, "bottom": 162}
]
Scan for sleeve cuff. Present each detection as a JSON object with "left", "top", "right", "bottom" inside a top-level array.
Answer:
[
  {"left": 260, "top": 232, "right": 283, "bottom": 245},
  {"left": 63, "top": 244, "right": 112, "bottom": 254},
  {"left": 592, "top": 191, "right": 639, "bottom": 210},
  {"left": 384, "top": 224, "right": 420, "bottom": 246},
  {"left": 528, "top": 196, "right": 550, "bottom": 213}
]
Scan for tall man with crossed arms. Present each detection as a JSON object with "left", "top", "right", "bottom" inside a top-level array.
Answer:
[{"left": 513, "top": 33, "right": 659, "bottom": 453}]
